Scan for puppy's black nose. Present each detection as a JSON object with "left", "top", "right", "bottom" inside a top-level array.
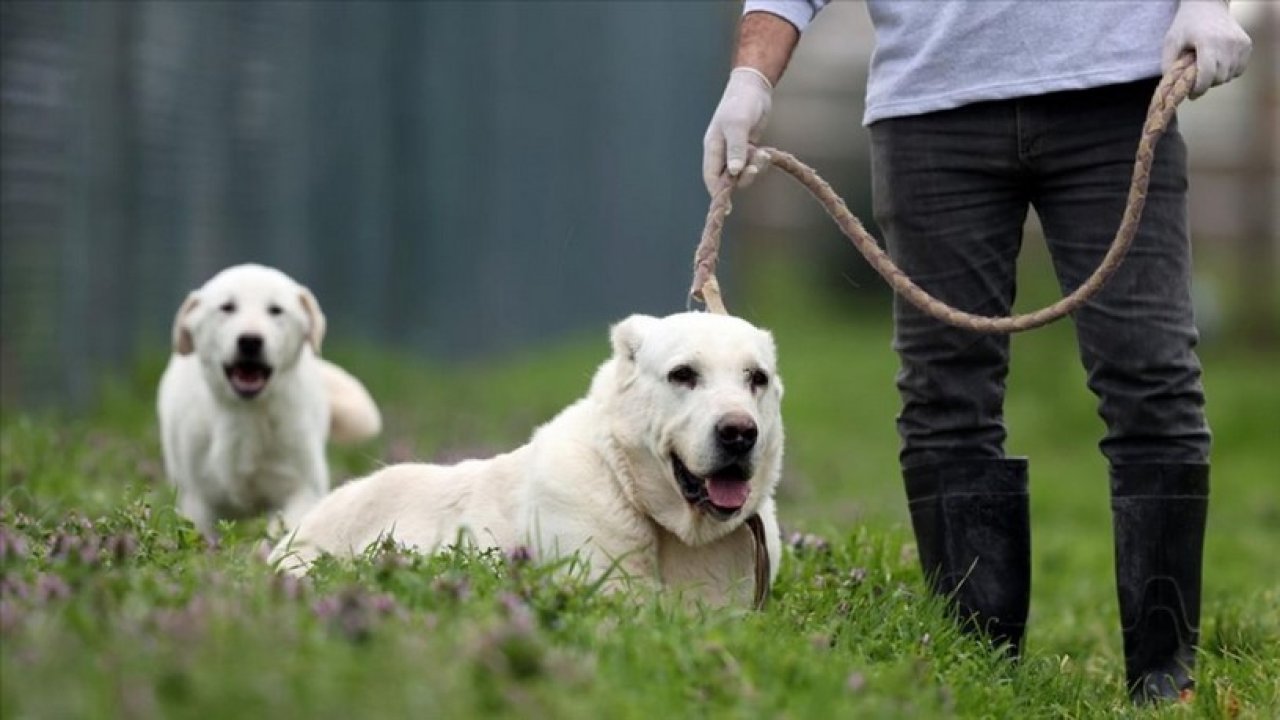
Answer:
[
  {"left": 716, "top": 414, "right": 758, "bottom": 456},
  {"left": 237, "top": 334, "right": 264, "bottom": 357}
]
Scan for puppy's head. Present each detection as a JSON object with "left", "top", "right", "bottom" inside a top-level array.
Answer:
[
  {"left": 171, "top": 264, "right": 326, "bottom": 401},
  {"left": 599, "top": 312, "right": 784, "bottom": 545}
]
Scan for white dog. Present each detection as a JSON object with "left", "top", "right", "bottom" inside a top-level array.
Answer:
[
  {"left": 158, "top": 264, "right": 382, "bottom": 536},
  {"left": 272, "top": 312, "right": 784, "bottom": 609}
]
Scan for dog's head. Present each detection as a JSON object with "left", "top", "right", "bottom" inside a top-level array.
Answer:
[
  {"left": 596, "top": 312, "right": 784, "bottom": 546},
  {"left": 171, "top": 264, "right": 326, "bottom": 401}
]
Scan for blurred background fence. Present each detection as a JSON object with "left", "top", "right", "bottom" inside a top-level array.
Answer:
[
  {"left": 1, "top": 0, "right": 734, "bottom": 407},
  {"left": 2, "top": 1, "right": 1275, "bottom": 410}
]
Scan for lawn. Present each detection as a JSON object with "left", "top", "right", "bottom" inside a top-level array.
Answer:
[{"left": 2, "top": 260, "right": 1276, "bottom": 718}]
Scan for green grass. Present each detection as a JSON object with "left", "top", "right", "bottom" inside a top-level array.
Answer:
[{"left": 2, "top": 260, "right": 1277, "bottom": 718}]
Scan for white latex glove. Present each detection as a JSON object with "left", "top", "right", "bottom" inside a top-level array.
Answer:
[
  {"left": 702, "top": 67, "right": 773, "bottom": 195},
  {"left": 1162, "top": 0, "right": 1252, "bottom": 99}
]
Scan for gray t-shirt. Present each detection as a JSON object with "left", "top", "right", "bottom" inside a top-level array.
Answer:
[{"left": 743, "top": 0, "right": 1178, "bottom": 125}]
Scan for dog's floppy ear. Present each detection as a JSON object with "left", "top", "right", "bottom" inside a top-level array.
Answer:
[
  {"left": 171, "top": 292, "right": 200, "bottom": 355},
  {"left": 609, "top": 314, "right": 658, "bottom": 363},
  {"left": 299, "top": 286, "right": 327, "bottom": 353}
]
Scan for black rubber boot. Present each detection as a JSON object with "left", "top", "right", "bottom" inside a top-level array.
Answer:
[
  {"left": 1111, "top": 463, "right": 1209, "bottom": 704},
  {"left": 904, "top": 458, "right": 1031, "bottom": 656}
]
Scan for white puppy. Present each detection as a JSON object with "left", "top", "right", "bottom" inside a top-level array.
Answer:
[
  {"left": 273, "top": 312, "right": 784, "bottom": 608},
  {"left": 158, "top": 264, "right": 382, "bottom": 536}
]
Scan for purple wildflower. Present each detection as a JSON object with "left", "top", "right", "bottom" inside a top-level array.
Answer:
[
  {"left": 846, "top": 672, "right": 867, "bottom": 693},
  {"left": 77, "top": 540, "right": 102, "bottom": 567},
  {"left": 432, "top": 574, "right": 471, "bottom": 602},
  {"left": 0, "top": 528, "right": 28, "bottom": 562},
  {"left": 366, "top": 593, "right": 399, "bottom": 617},
  {"left": 272, "top": 573, "right": 307, "bottom": 602},
  {"left": 505, "top": 545, "right": 533, "bottom": 567},
  {"left": 311, "top": 595, "right": 341, "bottom": 620},
  {"left": 33, "top": 573, "right": 71, "bottom": 602},
  {"left": 786, "top": 531, "right": 831, "bottom": 554},
  {"left": 104, "top": 533, "right": 139, "bottom": 563},
  {"left": 0, "top": 575, "right": 28, "bottom": 600},
  {"left": 498, "top": 592, "right": 535, "bottom": 634},
  {"left": 48, "top": 533, "right": 78, "bottom": 561}
]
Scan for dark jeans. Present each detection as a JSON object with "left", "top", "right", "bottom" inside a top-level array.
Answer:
[{"left": 869, "top": 79, "right": 1211, "bottom": 470}]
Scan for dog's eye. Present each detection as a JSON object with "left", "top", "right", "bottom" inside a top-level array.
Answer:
[
  {"left": 267, "top": 304, "right": 283, "bottom": 316},
  {"left": 748, "top": 369, "right": 769, "bottom": 390},
  {"left": 219, "top": 302, "right": 236, "bottom": 314},
  {"left": 667, "top": 365, "right": 698, "bottom": 388}
]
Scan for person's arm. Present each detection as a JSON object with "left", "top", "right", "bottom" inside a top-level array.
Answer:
[
  {"left": 735, "top": 11, "right": 801, "bottom": 86},
  {"left": 702, "top": 10, "right": 812, "bottom": 195}
]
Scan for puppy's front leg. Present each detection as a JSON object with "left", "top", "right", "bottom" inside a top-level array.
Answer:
[
  {"left": 275, "top": 486, "right": 323, "bottom": 537},
  {"left": 177, "top": 489, "right": 217, "bottom": 538},
  {"left": 274, "top": 445, "right": 329, "bottom": 535}
]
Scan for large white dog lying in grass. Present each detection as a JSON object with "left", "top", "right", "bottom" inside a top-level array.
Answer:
[
  {"left": 273, "top": 312, "right": 784, "bottom": 608},
  {"left": 158, "top": 264, "right": 382, "bottom": 536}
]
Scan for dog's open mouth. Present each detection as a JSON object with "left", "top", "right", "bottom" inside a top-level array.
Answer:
[
  {"left": 672, "top": 454, "right": 751, "bottom": 521},
  {"left": 224, "top": 360, "right": 273, "bottom": 399}
]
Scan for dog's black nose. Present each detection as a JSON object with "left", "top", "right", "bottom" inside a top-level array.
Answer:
[
  {"left": 237, "top": 334, "right": 264, "bottom": 357},
  {"left": 716, "top": 414, "right": 758, "bottom": 456}
]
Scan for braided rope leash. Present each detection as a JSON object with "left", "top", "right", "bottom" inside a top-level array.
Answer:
[{"left": 691, "top": 53, "right": 1198, "bottom": 331}]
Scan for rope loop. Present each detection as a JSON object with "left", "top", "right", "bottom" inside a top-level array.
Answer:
[{"left": 691, "top": 53, "right": 1198, "bottom": 331}]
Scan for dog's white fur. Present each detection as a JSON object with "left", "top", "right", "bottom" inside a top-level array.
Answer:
[
  {"left": 272, "top": 312, "right": 784, "bottom": 607},
  {"left": 158, "top": 264, "right": 382, "bottom": 535}
]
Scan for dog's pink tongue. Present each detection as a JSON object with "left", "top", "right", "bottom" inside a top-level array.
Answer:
[
  {"left": 232, "top": 367, "right": 266, "bottom": 391},
  {"left": 706, "top": 477, "right": 750, "bottom": 509}
]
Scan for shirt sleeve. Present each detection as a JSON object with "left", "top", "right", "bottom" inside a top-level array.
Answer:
[{"left": 743, "top": 0, "right": 830, "bottom": 33}]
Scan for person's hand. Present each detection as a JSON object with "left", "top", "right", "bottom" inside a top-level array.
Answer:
[
  {"left": 1162, "top": 0, "right": 1252, "bottom": 99},
  {"left": 702, "top": 67, "right": 773, "bottom": 195}
]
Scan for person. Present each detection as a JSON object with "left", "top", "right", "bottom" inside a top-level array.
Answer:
[{"left": 701, "top": 0, "right": 1252, "bottom": 704}]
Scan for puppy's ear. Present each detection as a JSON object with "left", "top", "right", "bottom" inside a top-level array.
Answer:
[
  {"left": 609, "top": 314, "right": 658, "bottom": 363},
  {"left": 171, "top": 292, "right": 200, "bottom": 355},
  {"left": 299, "top": 287, "right": 327, "bottom": 353}
]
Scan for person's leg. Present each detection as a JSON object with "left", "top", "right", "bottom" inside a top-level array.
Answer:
[
  {"left": 871, "top": 105, "right": 1030, "bottom": 466},
  {"left": 1028, "top": 79, "right": 1210, "bottom": 702},
  {"left": 870, "top": 102, "right": 1032, "bottom": 655}
]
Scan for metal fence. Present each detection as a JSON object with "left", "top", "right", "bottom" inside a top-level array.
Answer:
[{"left": 0, "top": 1, "right": 735, "bottom": 408}]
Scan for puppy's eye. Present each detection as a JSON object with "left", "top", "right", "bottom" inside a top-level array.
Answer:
[
  {"left": 267, "top": 304, "right": 283, "bottom": 316},
  {"left": 748, "top": 369, "right": 769, "bottom": 390},
  {"left": 667, "top": 365, "right": 698, "bottom": 388},
  {"left": 219, "top": 302, "right": 236, "bottom": 314}
]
